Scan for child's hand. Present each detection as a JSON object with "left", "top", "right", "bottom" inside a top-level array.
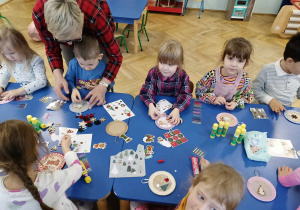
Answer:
[
  {"left": 213, "top": 96, "right": 226, "bottom": 105},
  {"left": 269, "top": 99, "right": 286, "bottom": 115},
  {"left": 148, "top": 103, "right": 160, "bottom": 120},
  {"left": 167, "top": 108, "right": 183, "bottom": 125},
  {"left": 278, "top": 166, "right": 293, "bottom": 178},
  {"left": 61, "top": 135, "right": 72, "bottom": 154},
  {"left": 1, "top": 88, "right": 23, "bottom": 100},
  {"left": 200, "top": 156, "right": 210, "bottom": 170},
  {"left": 225, "top": 101, "right": 237, "bottom": 110},
  {"left": 71, "top": 89, "right": 82, "bottom": 102},
  {"left": 0, "top": 87, "right": 4, "bottom": 95}
]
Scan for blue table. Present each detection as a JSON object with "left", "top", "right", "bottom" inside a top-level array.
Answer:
[
  {"left": 0, "top": 83, "right": 134, "bottom": 201},
  {"left": 113, "top": 95, "right": 300, "bottom": 210},
  {"left": 107, "top": 0, "right": 148, "bottom": 53}
]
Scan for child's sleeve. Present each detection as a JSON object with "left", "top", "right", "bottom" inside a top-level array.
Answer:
[
  {"left": 195, "top": 70, "right": 216, "bottom": 104},
  {"left": 297, "top": 87, "right": 300, "bottom": 100},
  {"left": 0, "top": 63, "right": 11, "bottom": 90},
  {"left": 173, "top": 72, "right": 192, "bottom": 112},
  {"left": 233, "top": 72, "right": 254, "bottom": 109},
  {"left": 64, "top": 59, "right": 77, "bottom": 91},
  {"left": 252, "top": 67, "right": 273, "bottom": 105},
  {"left": 279, "top": 168, "right": 300, "bottom": 187},
  {"left": 139, "top": 68, "right": 157, "bottom": 106},
  {"left": 22, "top": 56, "right": 47, "bottom": 94}
]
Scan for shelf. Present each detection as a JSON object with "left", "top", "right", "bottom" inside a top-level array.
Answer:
[{"left": 148, "top": 0, "right": 184, "bottom": 14}]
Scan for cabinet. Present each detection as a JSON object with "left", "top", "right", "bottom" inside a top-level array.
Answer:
[
  {"left": 225, "top": 0, "right": 256, "bottom": 21},
  {"left": 148, "top": 0, "right": 185, "bottom": 14}
]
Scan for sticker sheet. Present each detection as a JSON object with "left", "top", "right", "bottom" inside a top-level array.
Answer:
[
  {"left": 104, "top": 99, "right": 135, "bottom": 121},
  {"left": 109, "top": 144, "right": 145, "bottom": 178},
  {"left": 163, "top": 129, "right": 188, "bottom": 148},
  {"left": 14, "top": 94, "right": 33, "bottom": 101},
  {"left": 156, "top": 99, "right": 173, "bottom": 114},
  {"left": 267, "top": 138, "right": 298, "bottom": 159}
]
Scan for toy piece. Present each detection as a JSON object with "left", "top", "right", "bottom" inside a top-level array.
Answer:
[
  {"left": 216, "top": 121, "right": 224, "bottom": 137},
  {"left": 80, "top": 160, "right": 92, "bottom": 183},
  {"left": 237, "top": 128, "right": 246, "bottom": 144},
  {"left": 157, "top": 160, "right": 164, "bottom": 163},
  {"left": 27, "top": 115, "right": 46, "bottom": 132},
  {"left": 221, "top": 122, "right": 230, "bottom": 137},
  {"left": 210, "top": 123, "right": 218, "bottom": 138},
  {"left": 231, "top": 129, "right": 241, "bottom": 146}
]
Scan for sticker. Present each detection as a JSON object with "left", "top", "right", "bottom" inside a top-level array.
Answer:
[{"left": 143, "top": 134, "right": 155, "bottom": 143}]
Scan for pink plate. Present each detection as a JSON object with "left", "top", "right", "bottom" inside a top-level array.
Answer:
[
  {"left": 38, "top": 152, "right": 66, "bottom": 172},
  {"left": 216, "top": 112, "right": 238, "bottom": 127},
  {"left": 247, "top": 176, "right": 276, "bottom": 202},
  {"left": 0, "top": 97, "right": 14, "bottom": 104},
  {"left": 155, "top": 116, "right": 175, "bottom": 130}
]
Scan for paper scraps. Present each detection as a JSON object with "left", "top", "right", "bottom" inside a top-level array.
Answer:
[
  {"left": 143, "top": 134, "right": 155, "bottom": 143},
  {"left": 145, "top": 145, "right": 154, "bottom": 159},
  {"left": 109, "top": 144, "right": 145, "bottom": 178},
  {"left": 164, "top": 129, "right": 188, "bottom": 148},
  {"left": 157, "top": 137, "right": 172, "bottom": 148},
  {"left": 46, "top": 99, "right": 67, "bottom": 111}
]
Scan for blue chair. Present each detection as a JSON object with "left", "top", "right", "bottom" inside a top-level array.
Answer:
[
  {"left": 0, "top": 12, "right": 12, "bottom": 26},
  {"left": 182, "top": 0, "right": 204, "bottom": 18}
]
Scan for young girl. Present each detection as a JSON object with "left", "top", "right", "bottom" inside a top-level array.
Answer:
[
  {"left": 278, "top": 165, "right": 300, "bottom": 209},
  {"left": 140, "top": 40, "right": 192, "bottom": 125},
  {"left": 176, "top": 157, "right": 244, "bottom": 210},
  {"left": 0, "top": 27, "right": 48, "bottom": 99},
  {"left": 0, "top": 120, "right": 82, "bottom": 209},
  {"left": 195, "top": 37, "right": 254, "bottom": 110}
]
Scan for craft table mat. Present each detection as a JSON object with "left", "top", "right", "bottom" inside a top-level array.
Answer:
[
  {"left": 113, "top": 95, "right": 300, "bottom": 210},
  {"left": 0, "top": 83, "right": 134, "bottom": 201}
]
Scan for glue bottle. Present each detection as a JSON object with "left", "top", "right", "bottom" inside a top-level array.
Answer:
[
  {"left": 210, "top": 123, "right": 218, "bottom": 138},
  {"left": 231, "top": 129, "right": 240, "bottom": 146},
  {"left": 31, "top": 117, "right": 41, "bottom": 133},
  {"left": 237, "top": 128, "right": 246, "bottom": 144},
  {"left": 221, "top": 122, "right": 230, "bottom": 137},
  {"left": 216, "top": 122, "right": 224, "bottom": 137}
]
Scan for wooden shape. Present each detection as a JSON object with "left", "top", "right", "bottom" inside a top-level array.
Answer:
[{"left": 106, "top": 121, "right": 128, "bottom": 136}]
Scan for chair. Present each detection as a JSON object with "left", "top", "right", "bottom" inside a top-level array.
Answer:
[
  {"left": 182, "top": 0, "right": 204, "bottom": 18},
  {"left": 0, "top": 12, "right": 12, "bottom": 26},
  {"left": 114, "top": 30, "right": 128, "bottom": 53},
  {"left": 189, "top": 81, "right": 194, "bottom": 93},
  {"left": 122, "top": 9, "right": 149, "bottom": 51}
]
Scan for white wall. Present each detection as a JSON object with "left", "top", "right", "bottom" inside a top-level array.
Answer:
[{"left": 186, "top": 0, "right": 282, "bottom": 15}]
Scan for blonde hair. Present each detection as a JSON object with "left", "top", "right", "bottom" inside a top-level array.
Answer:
[
  {"left": 74, "top": 34, "right": 100, "bottom": 60},
  {"left": 44, "top": 0, "right": 84, "bottom": 40},
  {"left": 221, "top": 37, "right": 253, "bottom": 66},
  {"left": 0, "top": 120, "right": 52, "bottom": 210},
  {"left": 0, "top": 27, "right": 36, "bottom": 72},
  {"left": 192, "top": 163, "right": 244, "bottom": 210},
  {"left": 157, "top": 39, "right": 184, "bottom": 71}
]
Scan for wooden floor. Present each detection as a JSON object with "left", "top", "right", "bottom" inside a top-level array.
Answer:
[{"left": 1, "top": 0, "right": 299, "bottom": 107}]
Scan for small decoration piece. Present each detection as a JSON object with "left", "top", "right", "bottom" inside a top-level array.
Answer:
[
  {"left": 69, "top": 101, "right": 89, "bottom": 113},
  {"left": 50, "top": 146, "right": 57, "bottom": 152},
  {"left": 145, "top": 145, "right": 154, "bottom": 159},
  {"left": 147, "top": 171, "right": 176, "bottom": 196},
  {"left": 216, "top": 113, "right": 238, "bottom": 127},
  {"left": 155, "top": 115, "right": 175, "bottom": 130},
  {"left": 93, "top": 143, "right": 107, "bottom": 149},
  {"left": 143, "top": 134, "right": 155, "bottom": 143},
  {"left": 193, "top": 147, "right": 204, "bottom": 157},
  {"left": 157, "top": 137, "right": 172, "bottom": 148},
  {"left": 120, "top": 134, "right": 133, "bottom": 143},
  {"left": 257, "top": 185, "right": 265, "bottom": 196}
]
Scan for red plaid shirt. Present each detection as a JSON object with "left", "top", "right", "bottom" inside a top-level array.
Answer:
[
  {"left": 140, "top": 66, "right": 192, "bottom": 112},
  {"left": 32, "top": 0, "right": 122, "bottom": 82}
]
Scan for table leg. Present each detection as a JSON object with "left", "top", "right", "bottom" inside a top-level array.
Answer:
[
  {"left": 120, "top": 199, "right": 130, "bottom": 210},
  {"left": 133, "top": 20, "right": 138, "bottom": 53},
  {"left": 97, "top": 198, "right": 108, "bottom": 210}
]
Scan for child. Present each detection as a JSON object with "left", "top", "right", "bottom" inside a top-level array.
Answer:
[
  {"left": 252, "top": 33, "right": 300, "bottom": 115},
  {"left": 196, "top": 37, "right": 254, "bottom": 110},
  {"left": 0, "top": 27, "right": 48, "bottom": 99},
  {"left": 140, "top": 40, "right": 192, "bottom": 125},
  {"left": 65, "top": 34, "right": 114, "bottom": 103},
  {"left": 0, "top": 120, "right": 82, "bottom": 209},
  {"left": 176, "top": 157, "right": 244, "bottom": 210}
]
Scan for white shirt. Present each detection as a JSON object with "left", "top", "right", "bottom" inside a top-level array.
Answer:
[
  {"left": 0, "top": 151, "right": 82, "bottom": 210},
  {"left": 252, "top": 59, "right": 300, "bottom": 106},
  {"left": 0, "top": 55, "right": 48, "bottom": 94}
]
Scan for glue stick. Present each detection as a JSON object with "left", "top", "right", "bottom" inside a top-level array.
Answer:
[
  {"left": 31, "top": 117, "right": 41, "bottom": 133},
  {"left": 216, "top": 122, "right": 224, "bottom": 137},
  {"left": 236, "top": 126, "right": 242, "bottom": 132},
  {"left": 191, "top": 156, "right": 199, "bottom": 176},
  {"left": 27, "top": 115, "right": 33, "bottom": 124},
  {"left": 231, "top": 129, "right": 240, "bottom": 146},
  {"left": 237, "top": 128, "right": 246, "bottom": 144},
  {"left": 210, "top": 123, "right": 218, "bottom": 138},
  {"left": 221, "top": 122, "right": 230, "bottom": 137},
  {"left": 241, "top": 123, "right": 246, "bottom": 129}
]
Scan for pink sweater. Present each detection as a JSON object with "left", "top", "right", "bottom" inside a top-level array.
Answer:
[{"left": 278, "top": 168, "right": 300, "bottom": 210}]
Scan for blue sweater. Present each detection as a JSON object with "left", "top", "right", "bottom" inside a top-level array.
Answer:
[{"left": 65, "top": 58, "right": 114, "bottom": 92}]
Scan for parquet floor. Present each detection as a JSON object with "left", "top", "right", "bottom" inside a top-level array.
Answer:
[{"left": 1, "top": 0, "right": 299, "bottom": 107}]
